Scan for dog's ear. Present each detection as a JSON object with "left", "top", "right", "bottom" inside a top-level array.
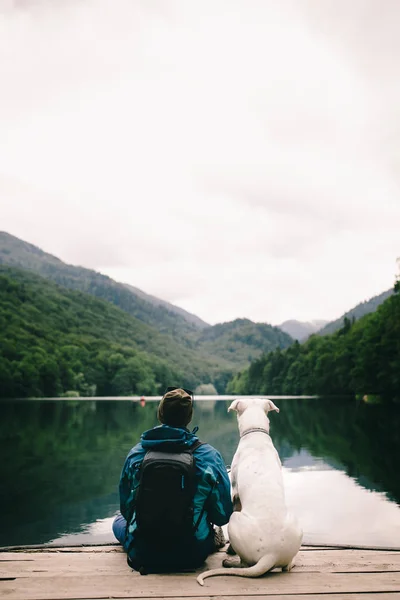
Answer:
[
  {"left": 228, "top": 399, "right": 242, "bottom": 413},
  {"left": 265, "top": 399, "right": 280, "bottom": 413}
]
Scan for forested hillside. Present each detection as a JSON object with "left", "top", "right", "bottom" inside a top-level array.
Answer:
[
  {"left": 196, "top": 318, "right": 292, "bottom": 363},
  {"left": 0, "top": 266, "right": 234, "bottom": 398},
  {"left": 227, "top": 284, "right": 400, "bottom": 401}
]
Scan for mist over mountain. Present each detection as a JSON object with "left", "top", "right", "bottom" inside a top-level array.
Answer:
[
  {"left": 278, "top": 288, "right": 394, "bottom": 342},
  {"left": 123, "top": 282, "right": 208, "bottom": 329},
  {"left": 278, "top": 319, "right": 329, "bottom": 341}
]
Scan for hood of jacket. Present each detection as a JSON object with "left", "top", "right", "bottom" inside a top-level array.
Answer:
[{"left": 140, "top": 424, "right": 199, "bottom": 451}]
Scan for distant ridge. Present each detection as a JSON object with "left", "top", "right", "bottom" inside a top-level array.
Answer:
[
  {"left": 278, "top": 319, "right": 329, "bottom": 341},
  {"left": 317, "top": 288, "right": 394, "bottom": 336}
]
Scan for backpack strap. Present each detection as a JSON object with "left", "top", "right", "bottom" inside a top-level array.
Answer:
[{"left": 188, "top": 439, "right": 203, "bottom": 453}]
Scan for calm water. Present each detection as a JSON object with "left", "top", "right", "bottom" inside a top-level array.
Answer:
[{"left": 0, "top": 396, "right": 399, "bottom": 549}]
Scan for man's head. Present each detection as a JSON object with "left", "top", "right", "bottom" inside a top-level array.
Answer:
[{"left": 157, "top": 387, "right": 194, "bottom": 428}]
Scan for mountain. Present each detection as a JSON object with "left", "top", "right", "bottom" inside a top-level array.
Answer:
[
  {"left": 317, "top": 289, "right": 394, "bottom": 336},
  {"left": 0, "top": 265, "right": 231, "bottom": 398},
  {"left": 0, "top": 232, "right": 293, "bottom": 393},
  {"left": 278, "top": 319, "right": 329, "bottom": 341},
  {"left": 0, "top": 231, "right": 207, "bottom": 340},
  {"left": 196, "top": 318, "right": 292, "bottom": 363}
]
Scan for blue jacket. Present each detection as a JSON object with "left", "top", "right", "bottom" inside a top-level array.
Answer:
[{"left": 119, "top": 424, "right": 233, "bottom": 566}]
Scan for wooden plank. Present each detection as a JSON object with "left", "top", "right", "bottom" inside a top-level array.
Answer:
[
  {"left": 0, "top": 544, "right": 356, "bottom": 554},
  {"left": 81, "top": 546, "right": 399, "bottom": 558},
  {"left": 53, "top": 597, "right": 400, "bottom": 600},
  {"left": 1, "top": 548, "right": 399, "bottom": 576},
  {"left": 1, "top": 571, "right": 399, "bottom": 599},
  {"left": 0, "top": 545, "right": 122, "bottom": 554},
  {"left": 1, "top": 547, "right": 399, "bottom": 600},
  {"left": 3, "top": 596, "right": 398, "bottom": 600},
  {"left": 293, "top": 549, "right": 400, "bottom": 572},
  {"left": 1, "top": 597, "right": 399, "bottom": 600}
]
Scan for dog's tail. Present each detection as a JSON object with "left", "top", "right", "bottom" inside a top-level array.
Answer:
[{"left": 197, "top": 553, "right": 276, "bottom": 586}]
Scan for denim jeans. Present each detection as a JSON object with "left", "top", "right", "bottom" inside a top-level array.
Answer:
[{"left": 112, "top": 513, "right": 129, "bottom": 551}]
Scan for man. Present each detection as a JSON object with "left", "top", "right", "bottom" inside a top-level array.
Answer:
[{"left": 113, "top": 387, "right": 233, "bottom": 572}]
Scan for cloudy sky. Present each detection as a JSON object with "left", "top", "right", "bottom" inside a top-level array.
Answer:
[{"left": 1, "top": 0, "right": 399, "bottom": 326}]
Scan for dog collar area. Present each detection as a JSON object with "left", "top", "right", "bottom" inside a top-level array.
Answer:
[{"left": 240, "top": 427, "right": 270, "bottom": 438}]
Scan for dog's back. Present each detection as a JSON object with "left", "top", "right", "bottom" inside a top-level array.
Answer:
[{"left": 232, "top": 433, "right": 285, "bottom": 518}]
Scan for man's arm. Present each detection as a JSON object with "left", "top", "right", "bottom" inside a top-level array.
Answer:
[{"left": 198, "top": 445, "right": 233, "bottom": 525}]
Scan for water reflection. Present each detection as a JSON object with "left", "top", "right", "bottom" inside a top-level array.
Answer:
[
  {"left": 283, "top": 468, "right": 400, "bottom": 548},
  {"left": 0, "top": 397, "right": 399, "bottom": 548}
]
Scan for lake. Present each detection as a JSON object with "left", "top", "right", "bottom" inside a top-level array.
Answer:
[{"left": 0, "top": 396, "right": 399, "bottom": 549}]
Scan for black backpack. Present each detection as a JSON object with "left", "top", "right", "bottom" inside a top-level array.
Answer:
[{"left": 129, "top": 440, "right": 204, "bottom": 572}]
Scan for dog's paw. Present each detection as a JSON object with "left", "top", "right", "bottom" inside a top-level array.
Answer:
[
  {"left": 282, "top": 560, "right": 295, "bottom": 572},
  {"left": 222, "top": 556, "right": 241, "bottom": 568}
]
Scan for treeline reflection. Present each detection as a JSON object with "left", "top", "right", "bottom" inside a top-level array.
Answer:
[{"left": 0, "top": 397, "right": 398, "bottom": 547}]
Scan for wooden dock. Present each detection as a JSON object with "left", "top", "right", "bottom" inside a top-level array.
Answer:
[{"left": 1, "top": 544, "right": 399, "bottom": 600}]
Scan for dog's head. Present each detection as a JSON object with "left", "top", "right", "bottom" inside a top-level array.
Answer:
[
  {"left": 228, "top": 398, "right": 279, "bottom": 433},
  {"left": 228, "top": 397, "right": 280, "bottom": 415}
]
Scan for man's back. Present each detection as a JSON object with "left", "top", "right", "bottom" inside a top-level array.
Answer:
[
  {"left": 113, "top": 387, "right": 233, "bottom": 572},
  {"left": 119, "top": 424, "right": 232, "bottom": 571}
]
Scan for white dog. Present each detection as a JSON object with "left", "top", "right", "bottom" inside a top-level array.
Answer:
[{"left": 197, "top": 398, "right": 303, "bottom": 585}]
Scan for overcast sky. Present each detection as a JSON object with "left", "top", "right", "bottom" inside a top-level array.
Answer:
[{"left": 1, "top": 0, "right": 399, "bottom": 326}]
